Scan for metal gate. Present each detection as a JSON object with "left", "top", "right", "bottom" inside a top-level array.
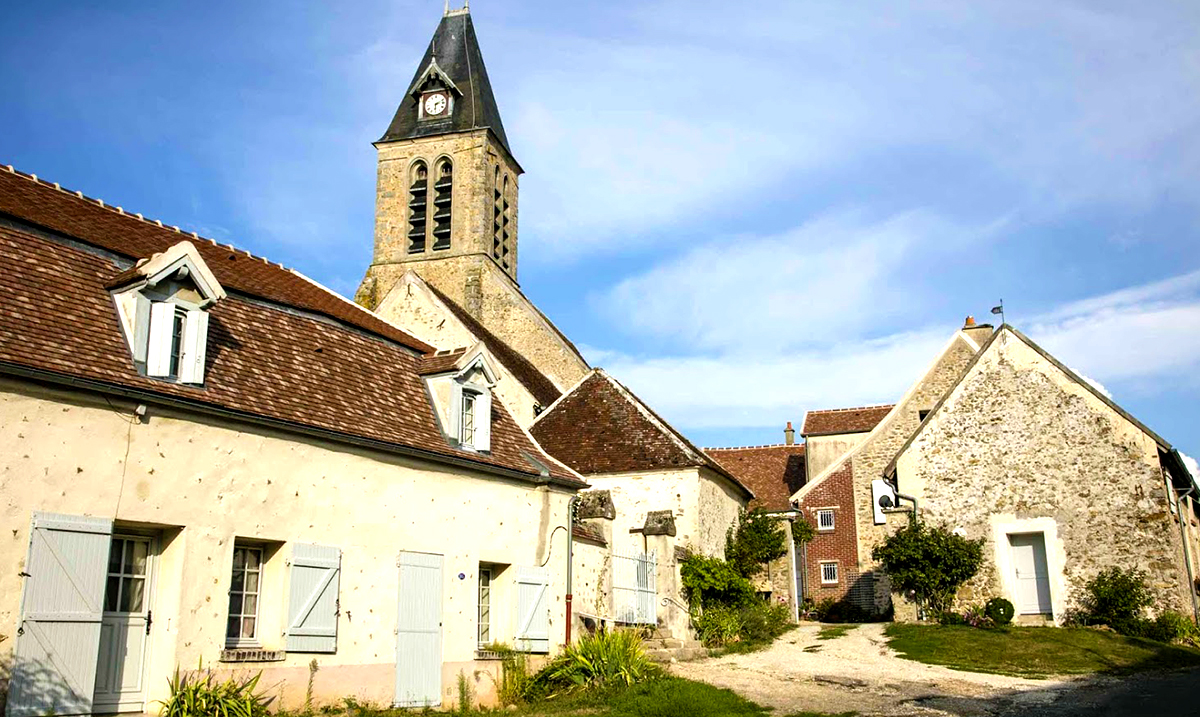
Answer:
[{"left": 612, "top": 550, "right": 656, "bottom": 624}]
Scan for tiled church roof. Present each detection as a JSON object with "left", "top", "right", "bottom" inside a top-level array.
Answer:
[{"left": 379, "top": 9, "right": 512, "bottom": 155}]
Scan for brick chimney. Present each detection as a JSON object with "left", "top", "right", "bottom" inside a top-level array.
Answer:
[
  {"left": 784, "top": 421, "right": 795, "bottom": 445},
  {"left": 964, "top": 315, "right": 976, "bottom": 327}
]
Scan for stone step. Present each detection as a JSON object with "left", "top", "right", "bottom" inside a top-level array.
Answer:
[{"left": 643, "top": 638, "right": 683, "bottom": 649}]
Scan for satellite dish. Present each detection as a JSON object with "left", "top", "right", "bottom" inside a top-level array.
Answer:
[{"left": 878, "top": 494, "right": 894, "bottom": 509}]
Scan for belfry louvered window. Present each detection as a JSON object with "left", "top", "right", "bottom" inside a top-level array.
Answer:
[
  {"left": 407, "top": 161, "right": 428, "bottom": 254},
  {"left": 492, "top": 167, "right": 511, "bottom": 270},
  {"left": 432, "top": 159, "right": 453, "bottom": 250}
]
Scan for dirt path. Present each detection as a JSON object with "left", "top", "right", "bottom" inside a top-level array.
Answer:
[{"left": 671, "top": 623, "right": 1075, "bottom": 716}]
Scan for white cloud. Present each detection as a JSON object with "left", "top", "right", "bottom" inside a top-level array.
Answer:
[
  {"left": 590, "top": 269, "right": 1200, "bottom": 431},
  {"left": 596, "top": 207, "right": 996, "bottom": 352},
  {"left": 1182, "top": 452, "right": 1200, "bottom": 483}
]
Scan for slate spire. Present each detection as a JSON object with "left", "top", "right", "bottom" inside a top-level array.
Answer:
[{"left": 378, "top": 5, "right": 510, "bottom": 153}]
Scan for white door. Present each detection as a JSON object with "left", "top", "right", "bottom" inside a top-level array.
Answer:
[
  {"left": 1010, "top": 533, "right": 1052, "bottom": 615},
  {"left": 395, "top": 552, "right": 442, "bottom": 708},
  {"left": 93, "top": 535, "right": 155, "bottom": 713},
  {"left": 7, "top": 512, "right": 112, "bottom": 717}
]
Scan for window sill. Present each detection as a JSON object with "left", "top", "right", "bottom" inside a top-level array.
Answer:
[
  {"left": 475, "top": 649, "right": 505, "bottom": 661},
  {"left": 220, "top": 648, "right": 285, "bottom": 663}
]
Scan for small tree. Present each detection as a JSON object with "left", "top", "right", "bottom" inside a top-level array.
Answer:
[
  {"left": 1077, "top": 567, "right": 1154, "bottom": 627},
  {"left": 725, "top": 508, "right": 788, "bottom": 579},
  {"left": 792, "top": 517, "right": 815, "bottom": 549},
  {"left": 680, "top": 554, "right": 755, "bottom": 608},
  {"left": 872, "top": 521, "right": 983, "bottom": 615}
]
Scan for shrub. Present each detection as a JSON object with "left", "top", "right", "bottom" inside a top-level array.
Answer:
[
  {"left": 1077, "top": 567, "right": 1153, "bottom": 627},
  {"left": 739, "top": 602, "right": 792, "bottom": 643},
  {"left": 725, "top": 509, "right": 788, "bottom": 579},
  {"left": 695, "top": 605, "right": 743, "bottom": 647},
  {"left": 871, "top": 521, "right": 984, "bottom": 614},
  {"left": 937, "top": 611, "right": 965, "bottom": 626},
  {"left": 531, "top": 631, "right": 659, "bottom": 697},
  {"left": 1142, "top": 611, "right": 1200, "bottom": 646},
  {"left": 984, "top": 597, "right": 1014, "bottom": 626},
  {"left": 681, "top": 555, "right": 755, "bottom": 609},
  {"left": 820, "top": 599, "right": 873, "bottom": 624},
  {"left": 482, "top": 643, "right": 532, "bottom": 706},
  {"left": 158, "top": 664, "right": 273, "bottom": 717},
  {"left": 963, "top": 605, "right": 994, "bottom": 628}
]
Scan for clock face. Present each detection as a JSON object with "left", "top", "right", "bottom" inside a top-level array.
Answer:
[{"left": 423, "top": 93, "right": 447, "bottom": 116}]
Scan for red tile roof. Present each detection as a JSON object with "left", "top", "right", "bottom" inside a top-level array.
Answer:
[
  {"left": 0, "top": 166, "right": 581, "bottom": 486},
  {"left": 801, "top": 404, "right": 894, "bottom": 436},
  {"left": 704, "top": 445, "right": 807, "bottom": 511},
  {"left": 417, "top": 348, "right": 470, "bottom": 375},
  {"left": 529, "top": 370, "right": 753, "bottom": 499}
]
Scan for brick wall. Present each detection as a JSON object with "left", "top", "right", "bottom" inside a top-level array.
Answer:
[{"left": 797, "top": 461, "right": 860, "bottom": 603}]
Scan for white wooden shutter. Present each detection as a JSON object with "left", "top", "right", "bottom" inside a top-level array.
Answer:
[
  {"left": 395, "top": 552, "right": 443, "bottom": 708},
  {"left": 179, "top": 309, "right": 209, "bottom": 385},
  {"left": 131, "top": 294, "right": 152, "bottom": 363},
  {"left": 514, "top": 565, "right": 550, "bottom": 653},
  {"left": 8, "top": 512, "right": 113, "bottom": 717},
  {"left": 475, "top": 390, "right": 491, "bottom": 451},
  {"left": 285, "top": 543, "right": 341, "bottom": 653},
  {"left": 447, "top": 382, "right": 463, "bottom": 443},
  {"left": 145, "top": 302, "right": 175, "bottom": 377}
]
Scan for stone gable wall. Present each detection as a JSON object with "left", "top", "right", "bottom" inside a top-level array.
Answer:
[
  {"left": 897, "top": 333, "right": 1191, "bottom": 617},
  {"left": 849, "top": 335, "right": 981, "bottom": 610}
]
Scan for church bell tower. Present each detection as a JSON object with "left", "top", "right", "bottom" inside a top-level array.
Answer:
[{"left": 356, "top": 3, "right": 522, "bottom": 315}]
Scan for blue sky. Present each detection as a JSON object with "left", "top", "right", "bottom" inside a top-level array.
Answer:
[{"left": 3, "top": 1, "right": 1199, "bottom": 462}]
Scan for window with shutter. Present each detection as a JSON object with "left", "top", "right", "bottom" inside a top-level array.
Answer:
[
  {"left": 145, "top": 302, "right": 177, "bottom": 377},
  {"left": 285, "top": 544, "right": 341, "bottom": 653},
  {"left": 514, "top": 566, "right": 550, "bottom": 653},
  {"left": 178, "top": 310, "right": 209, "bottom": 384}
]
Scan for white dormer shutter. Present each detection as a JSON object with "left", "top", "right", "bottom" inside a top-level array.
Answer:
[
  {"left": 449, "top": 382, "right": 463, "bottom": 443},
  {"left": 146, "top": 302, "right": 175, "bottom": 377},
  {"left": 475, "top": 390, "right": 491, "bottom": 452},
  {"left": 179, "top": 309, "right": 209, "bottom": 385},
  {"left": 131, "top": 294, "right": 152, "bottom": 363}
]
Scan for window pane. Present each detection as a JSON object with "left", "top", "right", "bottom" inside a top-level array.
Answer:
[
  {"left": 108, "top": 540, "right": 124, "bottom": 575},
  {"left": 230, "top": 569, "right": 245, "bottom": 592},
  {"left": 122, "top": 577, "right": 145, "bottom": 612},
  {"left": 245, "top": 549, "right": 261, "bottom": 571},
  {"left": 104, "top": 575, "right": 120, "bottom": 612},
  {"left": 226, "top": 616, "right": 240, "bottom": 640},
  {"left": 233, "top": 548, "right": 246, "bottom": 570},
  {"left": 242, "top": 594, "right": 257, "bottom": 616},
  {"left": 241, "top": 617, "right": 256, "bottom": 639},
  {"left": 245, "top": 571, "right": 259, "bottom": 593},
  {"left": 130, "top": 541, "right": 149, "bottom": 576},
  {"left": 229, "top": 593, "right": 243, "bottom": 615}
]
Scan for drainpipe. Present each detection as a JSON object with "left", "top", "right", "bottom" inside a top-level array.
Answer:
[
  {"left": 1175, "top": 483, "right": 1199, "bottom": 623},
  {"left": 565, "top": 495, "right": 579, "bottom": 646},
  {"left": 886, "top": 474, "right": 919, "bottom": 522}
]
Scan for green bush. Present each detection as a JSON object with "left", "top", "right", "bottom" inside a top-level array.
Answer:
[
  {"left": 530, "top": 630, "right": 659, "bottom": 697},
  {"left": 985, "top": 597, "right": 1015, "bottom": 626},
  {"left": 158, "top": 664, "right": 273, "bottom": 717},
  {"left": 695, "top": 605, "right": 743, "bottom": 647},
  {"left": 938, "top": 611, "right": 965, "bottom": 626},
  {"left": 1077, "top": 567, "right": 1153, "bottom": 627},
  {"left": 871, "top": 521, "right": 984, "bottom": 614},
  {"left": 738, "top": 602, "right": 791, "bottom": 643},
  {"left": 680, "top": 555, "right": 755, "bottom": 609},
  {"left": 724, "top": 509, "right": 788, "bottom": 579},
  {"left": 810, "top": 597, "right": 874, "bottom": 624}
]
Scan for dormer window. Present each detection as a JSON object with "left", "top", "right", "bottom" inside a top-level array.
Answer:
[
  {"left": 460, "top": 389, "right": 478, "bottom": 446},
  {"left": 420, "top": 342, "right": 497, "bottom": 453},
  {"left": 454, "top": 382, "right": 490, "bottom": 451},
  {"left": 109, "top": 241, "right": 226, "bottom": 387}
]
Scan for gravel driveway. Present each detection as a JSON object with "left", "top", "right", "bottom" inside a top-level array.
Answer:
[{"left": 670, "top": 623, "right": 1200, "bottom": 716}]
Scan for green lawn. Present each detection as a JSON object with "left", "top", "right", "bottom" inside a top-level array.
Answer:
[
  {"left": 886, "top": 623, "right": 1200, "bottom": 678},
  {"left": 303, "top": 678, "right": 850, "bottom": 717}
]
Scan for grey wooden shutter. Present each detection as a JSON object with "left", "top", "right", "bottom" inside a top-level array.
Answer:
[
  {"left": 395, "top": 552, "right": 443, "bottom": 708},
  {"left": 145, "top": 302, "right": 174, "bottom": 377},
  {"left": 514, "top": 565, "right": 550, "bottom": 653},
  {"left": 8, "top": 512, "right": 113, "bottom": 717},
  {"left": 131, "top": 294, "right": 152, "bottom": 363},
  {"left": 285, "top": 543, "right": 341, "bottom": 653},
  {"left": 178, "top": 309, "right": 209, "bottom": 385},
  {"left": 448, "top": 382, "right": 463, "bottom": 443}
]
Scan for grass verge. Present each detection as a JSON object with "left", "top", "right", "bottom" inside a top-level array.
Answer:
[
  {"left": 885, "top": 623, "right": 1200, "bottom": 678},
  {"left": 817, "top": 624, "right": 857, "bottom": 641}
]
